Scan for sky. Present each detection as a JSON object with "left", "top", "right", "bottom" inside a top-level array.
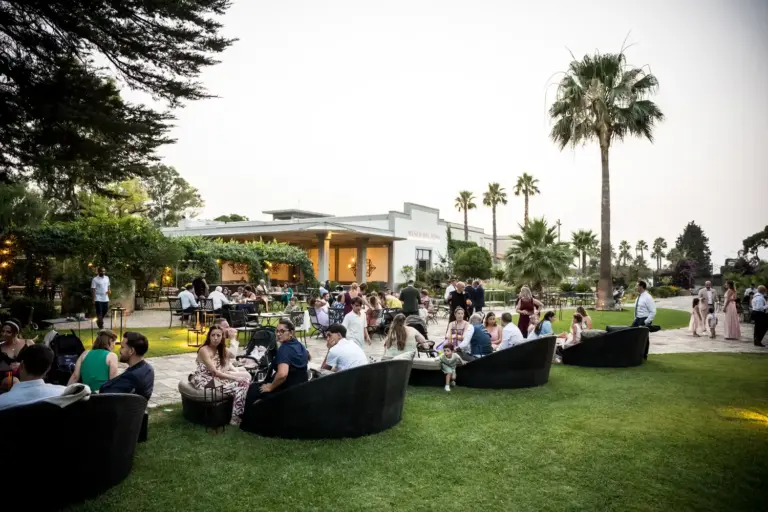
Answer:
[{"left": 134, "top": 0, "right": 768, "bottom": 268}]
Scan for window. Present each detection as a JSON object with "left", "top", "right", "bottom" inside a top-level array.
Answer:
[{"left": 416, "top": 249, "right": 432, "bottom": 272}]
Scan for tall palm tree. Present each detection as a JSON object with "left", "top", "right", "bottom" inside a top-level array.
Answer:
[
  {"left": 513, "top": 173, "right": 540, "bottom": 227},
  {"left": 618, "top": 240, "right": 632, "bottom": 266},
  {"left": 550, "top": 50, "right": 664, "bottom": 308},
  {"left": 482, "top": 183, "right": 508, "bottom": 263},
  {"left": 571, "top": 229, "right": 598, "bottom": 275},
  {"left": 454, "top": 190, "right": 477, "bottom": 241},
  {"left": 504, "top": 218, "right": 572, "bottom": 290},
  {"left": 651, "top": 237, "right": 667, "bottom": 271},
  {"left": 635, "top": 240, "right": 648, "bottom": 260}
]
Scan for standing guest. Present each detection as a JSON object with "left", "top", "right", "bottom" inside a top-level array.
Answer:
[
  {"left": 447, "top": 282, "right": 471, "bottom": 322},
  {"left": 91, "top": 266, "right": 111, "bottom": 329},
  {"left": 341, "top": 283, "right": 360, "bottom": 315},
  {"left": 0, "top": 344, "right": 65, "bottom": 411},
  {"left": 439, "top": 343, "right": 463, "bottom": 391},
  {"left": 515, "top": 287, "right": 543, "bottom": 338},
  {"left": 697, "top": 288, "right": 709, "bottom": 335},
  {"left": 703, "top": 280, "right": 718, "bottom": 314},
  {"left": 383, "top": 313, "right": 428, "bottom": 358},
  {"left": 444, "top": 278, "right": 458, "bottom": 301},
  {"left": 322, "top": 324, "right": 368, "bottom": 372},
  {"left": 499, "top": 312, "right": 525, "bottom": 350},
  {"left": 484, "top": 312, "right": 503, "bottom": 350},
  {"left": 471, "top": 280, "right": 485, "bottom": 313},
  {"left": 632, "top": 281, "right": 657, "bottom": 327},
  {"left": 689, "top": 298, "right": 703, "bottom": 337},
  {"left": 189, "top": 326, "right": 250, "bottom": 426},
  {"left": 0, "top": 318, "right": 35, "bottom": 385},
  {"left": 743, "top": 286, "right": 754, "bottom": 305},
  {"left": 100, "top": 332, "right": 155, "bottom": 400},
  {"left": 529, "top": 311, "right": 556, "bottom": 340},
  {"left": 706, "top": 309, "right": 719, "bottom": 339},
  {"left": 445, "top": 307, "right": 472, "bottom": 347},
  {"left": 358, "top": 283, "right": 371, "bottom": 308},
  {"left": 68, "top": 329, "right": 119, "bottom": 391},
  {"left": 178, "top": 284, "right": 199, "bottom": 322},
  {"left": 722, "top": 280, "right": 741, "bottom": 340},
  {"left": 576, "top": 307, "right": 593, "bottom": 329},
  {"left": 342, "top": 297, "right": 370, "bottom": 348},
  {"left": 192, "top": 270, "right": 209, "bottom": 298},
  {"left": 208, "top": 285, "right": 230, "bottom": 313},
  {"left": 399, "top": 279, "right": 421, "bottom": 317},
  {"left": 750, "top": 285, "right": 767, "bottom": 347}
]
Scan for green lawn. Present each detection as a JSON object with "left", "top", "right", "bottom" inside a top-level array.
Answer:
[{"left": 73, "top": 354, "right": 767, "bottom": 511}]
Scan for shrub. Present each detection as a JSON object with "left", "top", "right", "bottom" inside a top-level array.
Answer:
[
  {"left": 650, "top": 285, "right": 680, "bottom": 298},
  {"left": 424, "top": 268, "right": 450, "bottom": 290},
  {"left": 453, "top": 247, "right": 492, "bottom": 281},
  {"left": 7, "top": 296, "right": 58, "bottom": 326},
  {"left": 575, "top": 280, "right": 592, "bottom": 293},
  {"left": 560, "top": 282, "right": 575, "bottom": 292},
  {"left": 492, "top": 268, "right": 506, "bottom": 281}
]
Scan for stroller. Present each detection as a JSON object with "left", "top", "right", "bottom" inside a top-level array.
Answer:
[
  {"left": 46, "top": 331, "right": 85, "bottom": 386},
  {"left": 404, "top": 315, "right": 437, "bottom": 358},
  {"left": 236, "top": 326, "right": 276, "bottom": 383}
]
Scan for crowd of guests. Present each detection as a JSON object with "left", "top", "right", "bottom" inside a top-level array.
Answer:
[{"left": 689, "top": 281, "right": 768, "bottom": 347}]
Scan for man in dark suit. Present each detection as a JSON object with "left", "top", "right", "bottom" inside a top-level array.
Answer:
[
  {"left": 470, "top": 280, "right": 485, "bottom": 313},
  {"left": 399, "top": 280, "right": 421, "bottom": 317},
  {"left": 448, "top": 281, "right": 471, "bottom": 322}
]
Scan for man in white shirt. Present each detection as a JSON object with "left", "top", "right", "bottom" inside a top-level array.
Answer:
[
  {"left": 632, "top": 280, "right": 657, "bottom": 327},
  {"left": 91, "top": 266, "right": 111, "bottom": 329},
  {"left": 0, "top": 344, "right": 65, "bottom": 411},
  {"left": 322, "top": 324, "right": 368, "bottom": 372},
  {"left": 499, "top": 311, "right": 525, "bottom": 350},
  {"left": 456, "top": 315, "right": 477, "bottom": 358},
  {"left": 342, "top": 297, "right": 370, "bottom": 348},
  {"left": 751, "top": 285, "right": 767, "bottom": 347},
  {"left": 207, "top": 285, "right": 230, "bottom": 312},
  {"left": 703, "top": 281, "right": 717, "bottom": 313},
  {"left": 444, "top": 278, "right": 458, "bottom": 301},
  {"left": 178, "top": 284, "right": 199, "bottom": 322}
]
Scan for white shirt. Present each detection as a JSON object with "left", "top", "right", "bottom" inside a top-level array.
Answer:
[
  {"left": 744, "top": 287, "right": 754, "bottom": 297},
  {"left": 207, "top": 290, "right": 230, "bottom": 310},
  {"left": 705, "top": 289, "right": 714, "bottom": 305},
  {"left": 444, "top": 284, "right": 456, "bottom": 301},
  {"left": 706, "top": 313, "right": 718, "bottom": 328},
  {"left": 91, "top": 275, "right": 110, "bottom": 302},
  {"left": 499, "top": 322, "right": 525, "bottom": 350},
  {"left": 342, "top": 311, "right": 367, "bottom": 348},
  {"left": 634, "top": 291, "right": 657, "bottom": 323},
  {"left": 751, "top": 293, "right": 767, "bottom": 312},
  {"left": 0, "top": 379, "right": 66, "bottom": 411},
  {"left": 458, "top": 323, "right": 475, "bottom": 352},
  {"left": 178, "top": 289, "right": 199, "bottom": 309},
  {"left": 326, "top": 338, "right": 368, "bottom": 371}
]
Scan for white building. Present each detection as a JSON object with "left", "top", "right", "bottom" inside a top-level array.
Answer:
[{"left": 161, "top": 202, "right": 504, "bottom": 286}]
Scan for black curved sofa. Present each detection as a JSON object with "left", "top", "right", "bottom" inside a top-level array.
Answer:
[
  {"left": 409, "top": 335, "right": 557, "bottom": 389},
  {"left": 561, "top": 326, "right": 650, "bottom": 367},
  {"left": 240, "top": 359, "right": 412, "bottom": 439},
  {"left": 1, "top": 393, "right": 147, "bottom": 510}
]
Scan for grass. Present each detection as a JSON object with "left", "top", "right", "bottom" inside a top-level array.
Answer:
[{"left": 72, "top": 353, "right": 768, "bottom": 512}]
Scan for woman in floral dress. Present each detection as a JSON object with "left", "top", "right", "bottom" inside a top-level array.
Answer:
[{"left": 190, "top": 326, "right": 251, "bottom": 425}]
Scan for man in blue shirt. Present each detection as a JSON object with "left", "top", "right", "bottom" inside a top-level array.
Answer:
[
  {"left": 0, "top": 344, "right": 65, "bottom": 411},
  {"left": 100, "top": 332, "right": 154, "bottom": 401}
]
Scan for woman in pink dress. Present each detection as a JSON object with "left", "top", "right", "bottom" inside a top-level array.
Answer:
[
  {"left": 484, "top": 312, "right": 503, "bottom": 351},
  {"left": 723, "top": 280, "right": 741, "bottom": 340},
  {"left": 697, "top": 288, "right": 709, "bottom": 335}
]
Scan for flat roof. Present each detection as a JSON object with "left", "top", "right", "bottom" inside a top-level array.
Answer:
[{"left": 262, "top": 209, "right": 330, "bottom": 217}]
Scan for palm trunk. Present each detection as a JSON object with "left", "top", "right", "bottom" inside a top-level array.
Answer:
[
  {"left": 463, "top": 208, "right": 468, "bottom": 241},
  {"left": 524, "top": 195, "right": 529, "bottom": 227},
  {"left": 582, "top": 251, "right": 587, "bottom": 276},
  {"left": 492, "top": 205, "right": 498, "bottom": 264},
  {"left": 597, "top": 139, "right": 612, "bottom": 309}
]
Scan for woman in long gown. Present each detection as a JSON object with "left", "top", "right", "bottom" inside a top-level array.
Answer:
[
  {"left": 689, "top": 298, "right": 703, "bottom": 337},
  {"left": 697, "top": 288, "right": 709, "bottom": 334},
  {"left": 515, "top": 287, "right": 543, "bottom": 338},
  {"left": 723, "top": 280, "right": 741, "bottom": 340}
]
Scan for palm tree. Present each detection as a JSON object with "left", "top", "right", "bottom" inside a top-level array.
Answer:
[
  {"left": 454, "top": 190, "right": 477, "bottom": 241},
  {"left": 666, "top": 247, "right": 692, "bottom": 266},
  {"left": 550, "top": 50, "right": 664, "bottom": 308},
  {"left": 482, "top": 183, "right": 508, "bottom": 264},
  {"left": 504, "top": 218, "right": 572, "bottom": 290},
  {"left": 618, "top": 240, "right": 632, "bottom": 266},
  {"left": 571, "top": 229, "right": 598, "bottom": 275},
  {"left": 635, "top": 240, "right": 648, "bottom": 260},
  {"left": 651, "top": 237, "right": 667, "bottom": 271},
  {"left": 513, "top": 173, "right": 540, "bottom": 227}
]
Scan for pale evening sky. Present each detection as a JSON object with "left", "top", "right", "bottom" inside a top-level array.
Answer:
[{"left": 132, "top": 0, "right": 768, "bottom": 268}]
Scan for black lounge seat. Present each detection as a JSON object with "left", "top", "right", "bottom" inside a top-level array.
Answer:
[
  {"left": 561, "top": 326, "right": 649, "bottom": 367},
  {"left": 241, "top": 359, "right": 412, "bottom": 439},
  {"left": 1, "top": 393, "right": 147, "bottom": 511},
  {"left": 408, "top": 336, "right": 557, "bottom": 389}
]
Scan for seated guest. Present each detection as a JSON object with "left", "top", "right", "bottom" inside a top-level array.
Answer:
[
  {"left": 321, "top": 324, "right": 367, "bottom": 372},
  {"left": 189, "top": 326, "right": 250, "bottom": 426},
  {"left": 68, "top": 329, "right": 119, "bottom": 391},
  {"left": 528, "top": 311, "right": 555, "bottom": 340},
  {"left": 484, "top": 312, "right": 503, "bottom": 350},
  {"left": 100, "top": 332, "right": 155, "bottom": 401},
  {"left": 208, "top": 285, "right": 230, "bottom": 313},
  {"left": 576, "top": 307, "right": 593, "bottom": 329},
  {"left": 281, "top": 285, "right": 294, "bottom": 306},
  {"left": 232, "top": 286, "right": 245, "bottom": 300},
  {"left": 310, "top": 296, "right": 330, "bottom": 327},
  {"left": 214, "top": 319, "right": 239, "bottom": 353},
  {"left": 178, "top": 284, "right": 199, "bottom": 321},
  {"left": 419, "top": 289, "right": 431, "bottom": 310},
  {"left": 283, "top": 296, "right": 301, "bottom": 314},
  {"left": 242, "top": 319, "right": 310, "bottom": 426},
  {"left": 444, "top": 307, "right": 472, "bottom": 348},
  {"left": 499, "top": 312, "right": 525, "bottom": 350},
  {"left": 383, "top": 313, "right": 428, "bottom": 358},
  {"left": 0, "top": 318, "right": 36, "bottom": 388},
  {"left": 0, "top": 344, "right": 65, "bottom": 411},
  {"left": 384, "top": 291, "right": 403, "bottom": 309},
  {"left": 366, "top": 295, "right": 383, "bottom": 328},
  {"left": 255, "top": 279, "right": 270, "bottom": 309},
  {"left": 222, "top": 287, "right": 232, "bottom": 298},
  {"left": 460, "top": 313, "right": 492, "bottom": 361},
  {"left": 561, "top": 313, "right": 583, "bottom": 347},
  {"left": 241, "top": 285, "right": 257, "bottom": 300}
]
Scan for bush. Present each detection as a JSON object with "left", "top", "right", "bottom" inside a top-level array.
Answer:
[
  {"left": 6, "top": 296, "right": 58, "bottom": 326},
  {"left": 677, "top": 288, "right": 691, "bottom": 296},
  {"left": 650, "top": 285, "right": 681, "bottom": 298},
  {"left": 492, "top": 268, "right": 506, "bottom": 281},
  {"left": 575, "top": 280, "right": 592, "bottom": 293},
  {"left": 560, "top": 282, "right": 575, "bottom": 292},
  {"left": 453, "top": 247, "right": 492, "bottom": 281},
  {"left": 424, "top": 267, "right": 450, "bottom": 290}
]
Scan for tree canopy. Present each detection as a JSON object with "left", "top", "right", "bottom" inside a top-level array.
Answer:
[
  {"left": 675, "top": 222, "right": 712, "bottom": 276},
  {"left": 504, "top": 218, "right": 572, "bottom": 290},
  {"left": 453, "top": 247, "right": 493, "bottom": 281},
  {"left": 214, "top": 214, "right": 251, "bottom": 223},
  {"left": 144, "top": 165, "right": 204, "bottom": 227}
]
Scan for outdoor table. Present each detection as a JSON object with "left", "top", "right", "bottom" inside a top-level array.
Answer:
[{"left": 253, "top": 312, "right": 284, "bottom": 325}]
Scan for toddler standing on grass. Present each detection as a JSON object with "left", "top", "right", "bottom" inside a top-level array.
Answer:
[
  {"left": 439, "top": 343, "right": 463, "bottom": 392},
  {"left": 706, "top": 310, "right": 718, "bottom": 339}
]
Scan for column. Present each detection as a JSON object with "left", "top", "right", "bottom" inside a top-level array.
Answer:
[
  {"left": 387, "top": 242, "right": 395, "bottom": 289},
  {"left": 356, "top": 238, "right": 369, "bottom": 283},
  {"left": 316, "top": 232, "right": 331, "bottom": 284}
]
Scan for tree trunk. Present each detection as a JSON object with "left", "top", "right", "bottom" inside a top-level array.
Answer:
[
  {"left": 524, "top": 195, "right": 529, "bottom": 227},
  {"left": 582, "top": 251, "right": 587, "bottom": 276},
  {"left": 492, "top": 205, "right": 498, "bottom": 264},
  {"left": 597, "top": 140, "right": 613, "bottom": 309},
  {"left": 463, "top": 208, "right": 468, "bottom": 241}
]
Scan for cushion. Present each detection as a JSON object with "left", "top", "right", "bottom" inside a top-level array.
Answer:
[
  {"left": 392, "top": 351, "right": 415, "bottom": 361},
  {"left": 178, "top": 377, "right": 231, "bottom": 403},
  {"left": 411, "top": 357, "right": 441, "bottom": 371},
  {"left": 581, "top": 329, "right": 606, "bottom": 340}
]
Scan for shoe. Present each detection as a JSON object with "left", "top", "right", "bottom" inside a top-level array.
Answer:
[
  {"left": 444, "top": 385, "right": 451, "bottom": 391},
  {"left": 450, "top": 380, "right": 456, "bottom": 387},
  {"left": 755, "top": 343, "right": 766, "bottom": 347}
]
